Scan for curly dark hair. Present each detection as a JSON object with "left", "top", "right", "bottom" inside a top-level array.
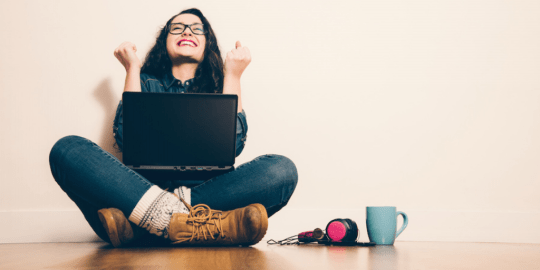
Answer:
[{"left": 141, "top": 8, "right": 224, "bottom": 93}]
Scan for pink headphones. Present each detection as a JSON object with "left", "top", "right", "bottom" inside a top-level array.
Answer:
[{"left": 269, "top": 218, "right": 374, "bottom": 246}]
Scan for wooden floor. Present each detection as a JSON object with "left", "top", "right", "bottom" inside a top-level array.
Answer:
[{"left": 1, "top": 241, "right": 539, "bottom": 269}]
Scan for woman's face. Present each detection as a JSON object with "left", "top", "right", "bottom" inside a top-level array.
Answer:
[{"left": 166, "top": 14, "right": 206, "bottom": 64}]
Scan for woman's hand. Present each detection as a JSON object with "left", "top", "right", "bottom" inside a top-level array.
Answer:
[
  {"left": 114, "top": 42, "right": 141, "bottom": 72},
  {"left": 115, "top": 42, "right": 142, "bottom": 94},
  {"left": 223, "top": 41, "right": 248, "bottom": 112},
  {"left": 224, "top": 41, "right": 251, "bottom": 79}
]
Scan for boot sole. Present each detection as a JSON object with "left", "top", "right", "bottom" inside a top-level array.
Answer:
[
  {"left": 97, "top": 209, "right": 122, "bottom": 248},
  {"left": 248, "top": 203, "right": 269, "bottom": 245}
]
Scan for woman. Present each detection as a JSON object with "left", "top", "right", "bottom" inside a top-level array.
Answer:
[{"left": 49, "top": 8, "right": 298, "bottom": 247}]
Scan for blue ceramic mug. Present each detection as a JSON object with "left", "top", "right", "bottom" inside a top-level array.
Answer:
[{"left": 366, "top": 206, "right": 408, "bottom": 245}]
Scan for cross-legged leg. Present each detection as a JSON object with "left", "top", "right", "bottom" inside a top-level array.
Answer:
[
  {"left": 49, "top": 135, "right": 276, "bottom": 247},
  {"left": 190, "top": 154, "right": 298, "bottom": 217},
  {"left": 49, "top": 135, "right": 155, "bottom": 242}
]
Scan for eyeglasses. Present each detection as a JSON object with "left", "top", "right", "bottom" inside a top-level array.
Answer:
[{"left": 168, "top": 23, "right": 207, "bottom": 35}]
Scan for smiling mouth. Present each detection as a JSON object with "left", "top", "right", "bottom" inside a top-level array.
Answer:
[{"left": 178, "top": 40, "right": 197, "bottom": 47}]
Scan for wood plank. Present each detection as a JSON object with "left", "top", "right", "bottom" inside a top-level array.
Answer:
[{"left": 1, "top": 242, "right": 539, "bottom": 270}]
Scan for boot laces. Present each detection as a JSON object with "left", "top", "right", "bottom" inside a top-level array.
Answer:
[{"left": 175, "top": 197, "right": 225, "bottom": 243}]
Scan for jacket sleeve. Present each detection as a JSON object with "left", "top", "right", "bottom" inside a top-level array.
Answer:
[
  {"left": 112, "top": 79, "right": 149, "bottom": 152},
  {"left": 235, "top": 109, "right": 248, "bottom": 157},
  {"left": 112, "top": 100, "right": 124, "bottom": 152}
]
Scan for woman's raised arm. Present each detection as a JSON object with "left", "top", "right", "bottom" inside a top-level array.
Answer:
[
  {"left": 114, "top": 42, "right": 142, "bottom": 94},
  {"left": 223, "top": 41, "right": 251, "bottom": 113}
]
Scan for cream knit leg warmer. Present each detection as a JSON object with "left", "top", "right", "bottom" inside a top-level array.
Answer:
[{"left": 128, "top": 186, "right": 189, "bottom": 239}]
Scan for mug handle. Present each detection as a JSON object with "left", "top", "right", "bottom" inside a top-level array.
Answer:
[{"left": 395, "top": 211, "right": 408, "bottom": 238}]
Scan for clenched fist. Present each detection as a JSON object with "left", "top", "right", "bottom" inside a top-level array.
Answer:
[
  {"left": 224, "top": 41, "right": 251, "bottom": 79},
  {"left": 114, "top": 42, "right": 141, "bottom": 72}
]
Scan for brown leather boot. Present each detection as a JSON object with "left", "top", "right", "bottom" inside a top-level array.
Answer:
[
  {"left": 97, "top": 208, "right": 142, "bottom": 248},
  {"left": 168, "top": 197, "right": 268, "bottom": 246}
]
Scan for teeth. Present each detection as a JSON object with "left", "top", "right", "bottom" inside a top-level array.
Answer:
[{"left": 180, "top": 41, "right": 195, "bottom": 46}]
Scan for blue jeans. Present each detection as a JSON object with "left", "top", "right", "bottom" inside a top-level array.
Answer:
[{"left": 49, "top": 135, "right": 298, "bottom": 243}]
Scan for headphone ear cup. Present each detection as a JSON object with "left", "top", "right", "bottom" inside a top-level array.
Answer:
[
  {"left": 343, "top": 219, "right": 359, "bottom": 242},
  {"left": 326, "top": 219, "right": 350, "bottom": 242},
  {"left": 312, "top": 228, "right": 325, "bottom": 240},
  {"left": 298, "top": 228, "right": 325, "bottom": 243}
]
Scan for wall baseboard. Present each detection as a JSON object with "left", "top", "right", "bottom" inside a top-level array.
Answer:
[
  {"left": 0, "top": 210, "right": 102, "bottom": 243},
  {"left": 1, "top": 209, "right": 538, "bottom": 244}
]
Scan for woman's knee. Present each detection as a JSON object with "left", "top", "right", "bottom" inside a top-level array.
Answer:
[
  {"left": 263, "top": 154, "right": 298, "bottom": 189},
  {"left": 49, "top": 135, "right": 91, "bottom": 168}
]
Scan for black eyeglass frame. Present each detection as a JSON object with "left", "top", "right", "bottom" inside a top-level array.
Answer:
[{"left": 168, "top": 23, "right": 207, "bottom": 35}]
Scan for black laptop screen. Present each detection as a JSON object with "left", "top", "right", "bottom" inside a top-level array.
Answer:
[{"left": 122, "top": 92, "right": 238, "bottom": 167}]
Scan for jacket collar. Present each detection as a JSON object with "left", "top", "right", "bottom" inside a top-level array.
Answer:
[{"left": 163, "top": 71, "right": 195, "bottom": 90}]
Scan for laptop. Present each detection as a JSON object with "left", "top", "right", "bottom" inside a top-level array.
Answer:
[{"left": 122, "top": 92, "right": 238, "bottom": 180}]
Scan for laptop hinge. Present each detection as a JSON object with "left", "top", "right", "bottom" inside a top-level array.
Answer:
[{"left": 126, "top": 165, "right": 232, "bottom": 171}]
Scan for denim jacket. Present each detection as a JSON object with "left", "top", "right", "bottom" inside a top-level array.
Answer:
[{"left": 112, "top": 72, "right": 248, "bottom": 156}]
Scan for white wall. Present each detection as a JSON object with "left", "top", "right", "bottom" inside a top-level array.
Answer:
[{"left": 1, "top": 0, "right": 539, "bottom": 243}]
